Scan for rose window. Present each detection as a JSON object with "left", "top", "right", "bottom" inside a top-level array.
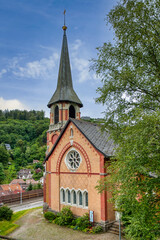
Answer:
[{"left": 66, "top": 150, "right": 81, "bottom": 171}]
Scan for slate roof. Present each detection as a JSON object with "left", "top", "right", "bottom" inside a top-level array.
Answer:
[
  {"left": 10, "top": 179, "right": 25, "bottom": 184},
  {"left": 47, "top": 28, "right": 83, "bottom": 108},
  {"left": 71, "top": 119, "right": 116, "bottom": 157},
  {"left": 45, "top": 118, "right": 116, "bottom": 161}
]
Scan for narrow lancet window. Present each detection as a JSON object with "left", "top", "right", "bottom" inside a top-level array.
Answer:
[
  {"left": 70, "top": 128, "right": 73, "bottom": 137},
  {"left": 67, "top": 190, "right": 71, "bottom": 203},
  {"left": 79, "top": 191, "right": 82, "bottom": 206},
  {"left": 73, "top": 190, "right": 76, "bottom": 204},
  {"left": 54, "top": 105, "right": 59, "bottom": 124},
  {"left": 69, "top": 105, "right": 75, "bottom": 118}
]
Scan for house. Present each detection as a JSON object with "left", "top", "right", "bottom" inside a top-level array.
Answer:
[
  {"left": 10, "top": 179, "right": 27, "bottom": 190},
  {"left": 11, "top": 178, "right": 39, "bottom": 190},
  {"left": 10, "top": 179, "right": 25, "bottom": 185},
  {"left": 4, "top": 143, "right": 11, "bottom": 151},
  {"left": 26, "top": 179, "right": 39, "bottom": 186},
  {"left": 44, "top": 23, "right": 116, "bottom": 230},
  {"left": 18, "top": 169, "right": 32, "bottom": 179},
  {"left": 33, "top": 160, "right": 40, "bottom": 164},
  {"left": 0, "top": 183, "right": 23, "bottom": 195}
]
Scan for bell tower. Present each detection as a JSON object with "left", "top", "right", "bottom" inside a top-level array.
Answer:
[{"left": 47, "top": 16, "right": 83, "bottom": 153}]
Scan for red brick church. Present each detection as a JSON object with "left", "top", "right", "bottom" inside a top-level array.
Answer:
[{"left": 43, "top": 23, "right": 116, "bottom": 229}]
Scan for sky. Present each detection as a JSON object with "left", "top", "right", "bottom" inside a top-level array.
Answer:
[{"left": 0, "top": 0, "right": 117, "bottom": 118}]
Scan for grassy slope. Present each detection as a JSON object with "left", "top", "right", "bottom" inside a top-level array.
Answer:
[{"left": 0, "top": 209, "right": 30, "bottom": 235}]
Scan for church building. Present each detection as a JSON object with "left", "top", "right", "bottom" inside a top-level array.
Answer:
[{"left": 44, "top": 22, "right": 116, "bottom": 229}]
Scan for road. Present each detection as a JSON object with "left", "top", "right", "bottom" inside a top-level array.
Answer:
[{"left": 8, "top": 197, "right": 43, "bottom": 212}]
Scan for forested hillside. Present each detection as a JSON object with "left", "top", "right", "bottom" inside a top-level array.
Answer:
[{"left": 0, "top": 110, "right": 49, "bottom": 184}]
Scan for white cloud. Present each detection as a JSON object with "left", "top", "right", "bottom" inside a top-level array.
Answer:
[
  {"left": 0, "top": 97, "right": 29, "bottom": 111},
  {"left": 0, "top": 69, "right": 7, "bottom": 78},
  {"left": 71, "top": 39, "right": 97, "bottom": 83},
  {"left": 71, "top": 39, "right": 83, "bottom": 52},
  {"left": 12, "top": 53, "right": 59, "bottom": 80},
  {"left": 73, "top": 57, "right": 91, "bottom": 83}
]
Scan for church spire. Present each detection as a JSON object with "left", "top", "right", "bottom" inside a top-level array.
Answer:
[{"left": 47, "top": 12, "right": 83, "bottom": 108}]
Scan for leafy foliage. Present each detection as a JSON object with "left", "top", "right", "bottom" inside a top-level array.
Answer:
[
  {"left": 54, "top": 207, "right": 74, "bottom": 226},
  {"left": 27, "top": 182, "right": 33, "bottom": 191},
  {"left": 0, "top": 209, "right": 30, "bottom": 236},
  {"left": 0, "top": 145, "right": 9, "bottom": 166},
  {"left": 44, "top": 212, "right": 57, "bottom": 222},
  {"left": 0, "top": 163, "right": 5, "bottom": 183},
  {"left": 91, "top": 225, "right": 103, "bottom": 233},
  {"left": 0, "top": 109, "right": 45, "bottom": 121},
  {"left": 75, "top": 213, "right": 91, "bottom": 231},
  {"left": 93, "top": 0, "right": 160, "bottom": 239},
  {"left": 32, "top": 171, "right": 43, "bottom": 181},
  {"left": 0, "top": 206, "right": 13, "bottom": 221},
  {"left": 0, "top": 110, "right": 49, "bottom": 183},
  {"left": 92, "top": 0, "right": 160, "bottom": 123}
]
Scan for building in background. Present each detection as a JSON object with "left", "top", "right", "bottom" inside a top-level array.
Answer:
[{"left": 17, "top": 169, "right": 32, "bottom": 179}]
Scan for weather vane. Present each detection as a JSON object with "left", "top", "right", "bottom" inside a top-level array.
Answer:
[{"left": 62, "top": 9, "right": 67, "bottom": 31}]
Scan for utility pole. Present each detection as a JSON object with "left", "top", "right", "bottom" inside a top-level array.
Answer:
[{"left": 119, "top": 218, "right": 121, "bottom": 240}]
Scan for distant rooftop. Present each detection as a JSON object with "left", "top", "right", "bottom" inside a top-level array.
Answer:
[{"left": 4, "top": 143, "right": 11, "bottom": 150}]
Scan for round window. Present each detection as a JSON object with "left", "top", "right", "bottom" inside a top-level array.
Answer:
[{"left": 66, "top": 150, "right": 81, "bottom": 171}]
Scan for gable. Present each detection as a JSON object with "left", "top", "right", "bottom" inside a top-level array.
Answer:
[{"left": 46, "top": 121, "right": 105, "bottom": 176}]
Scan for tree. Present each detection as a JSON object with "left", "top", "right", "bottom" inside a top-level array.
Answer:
[
  {"left": 93, "top": 0, "right": 160, "bottom": 239},
  {"left": 0, "top": 145, "right": 9, "bottom": 166},
  {"left": 27, "top": 182, "right": 33, "bottom": 191},
  {"left": 93, "top": 0, "right": 160, "bottom": 123},
  {"left": 0, "top": 163, "right": 5, "bottom": 183}
]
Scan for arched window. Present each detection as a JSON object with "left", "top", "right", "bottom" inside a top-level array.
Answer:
[
  {"left": 54, "top": 105, "right": 59, "bottom": 124},
  {"left": 60, "top": 188, "right": 65, "bottom": 203},
  {"left": 70, "top": 128, "right": 73, "bottom": 137},
  {"left": 66, "top": 189, "right": 71, "bottom": 204},
  {"left": 72, "top": 190, "right": 76, "bottom": 205},
  {"left": 52, "top": 134, "right": 58, "bottom": 145},
  {"left": 83, "top": 191, "right": 88, "bottom": 207},
  {"left": 69, "top": 105, "right": 75, "bottom": 118},
  {"left": 78, "top": 191, "right": 83, "bottom": 206}
]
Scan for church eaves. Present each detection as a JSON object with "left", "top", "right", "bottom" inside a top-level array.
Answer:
[
  {"left": 45, "top": 118, "right": 116, "bottom": 162},
  {"left": 47, "top": 26, "right": 83, "bottom": 108}
]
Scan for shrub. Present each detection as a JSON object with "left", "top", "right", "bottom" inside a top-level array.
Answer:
[
  {"left": 44, "top": 211, "right": 56, "bottom": 222},
  {"left": 92, "top": 225, "right": 103, "bottom": 233},
  {"left": 0, "top": 205, "right": 13, "bottom": 221},
  {"left": 54, "top": 207, "right": 74, "bottom": 226},
  {"left": 75, "top": 213, "right": 91, "bottom": 230}
]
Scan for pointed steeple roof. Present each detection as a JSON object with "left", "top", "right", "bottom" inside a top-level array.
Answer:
[{"left": 47, "top": 26, "right": 83, "bottom": 108}]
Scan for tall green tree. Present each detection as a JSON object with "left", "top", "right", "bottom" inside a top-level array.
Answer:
[
  {"left": 93, "top": 0, "right": 160, "bottom": 239},
  {"left": 93, "top": 0, "right": 160, "bottom": 122},
  {"left": 0, "top": 145, "right": 9, "bottom": 166},
  {"left": 0, "top": 163, "right": 5, "bottom": 183}
]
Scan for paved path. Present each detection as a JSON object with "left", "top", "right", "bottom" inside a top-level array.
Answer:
[
  {"left": 9, "top": 208, "right": 126, "bottom": 240},
  {"left": 8, "top": 197, "right": 43, "bottom": 212}
]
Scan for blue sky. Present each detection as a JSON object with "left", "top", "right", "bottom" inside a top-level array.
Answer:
[{"left": 0, "top": 0, "right": 117, "bottom": 118}]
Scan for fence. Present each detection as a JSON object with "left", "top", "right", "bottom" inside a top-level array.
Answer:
[{"left": 0, "top": 189, "right": 43, "bottom": 204}]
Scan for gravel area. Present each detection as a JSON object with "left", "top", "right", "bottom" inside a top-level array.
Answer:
[{"left": 9, "top": 208, "right": 126, "bottom": 240}]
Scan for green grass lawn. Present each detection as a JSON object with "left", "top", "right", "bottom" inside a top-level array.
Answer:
[{"left": 0, "top": 209, "right": 30, "bottom": 236}]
